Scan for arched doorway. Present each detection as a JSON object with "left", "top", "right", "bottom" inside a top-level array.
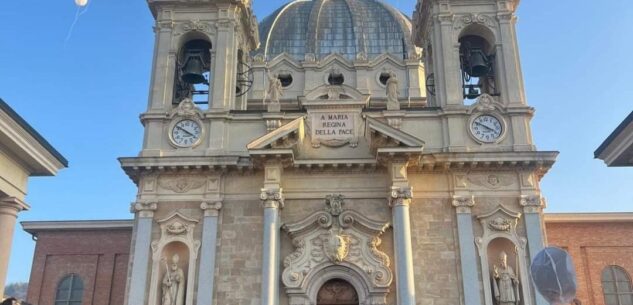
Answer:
[{"left": 317, "top": 279, "right": 359, "bottom": 305}]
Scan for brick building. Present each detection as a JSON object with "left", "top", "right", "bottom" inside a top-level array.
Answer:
[{"left": 21, "top": 214, "right": 633, "bottom": 305}]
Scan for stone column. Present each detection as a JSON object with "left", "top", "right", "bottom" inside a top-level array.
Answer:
[
  {"left": 196, "top": 201, "right": 223, "bottom": 305},
  {"left": 126, "top": 201, "right": 157, "bottom": 305},
  {"left": 260, "top": 188, "right": 283, "bottom": 305},
  {"left": 388, "top": 161, "right": 416, "bottom": 305},
  {"left": 452, "top": 195, "right": 482, "bottom": 305},
  {"left": 520, "top": 195, "right": 548, "bottom": 305},
  {"left": 0, "top": 197, "right": 28, "bottom": 292}
]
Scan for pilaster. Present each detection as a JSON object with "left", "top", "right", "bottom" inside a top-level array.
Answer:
[
  {"left": 125, "top": 201, "right": 157, "bottom": 305},
  {"left": 0, "top": 196, "right": 29, "bottom": 292},
  {"left": 519, "top": 194, "right": 549, "bottom": 305},
  {"left": 196, "top": 201, "right": 223, "bottom": 305},
  {"left": 388, "top": 161, "right": 416, "bottom": 305},
  {"left": 451, "top": 195, "right": 482, "bottom": 305}
]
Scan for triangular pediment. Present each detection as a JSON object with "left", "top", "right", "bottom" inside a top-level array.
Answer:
[
  {"left": 318, "top": 53, "right": 355, "bottom": 69},
  {"left": 247, "top": 115, "right": 424, "bottom": 167},
  {"left": 268, "top": 52, "right": 303, "bottom": 70},
  {"left": 247, "top": 116, "right": 305, "bottom": 150}
]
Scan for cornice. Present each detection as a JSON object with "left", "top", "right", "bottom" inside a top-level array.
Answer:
[
  {"left": 21, "top": 219, "right": 133, "bottom": 235},
  {"left": 544, "top": 212, "right": 633, "bottom": 223}
]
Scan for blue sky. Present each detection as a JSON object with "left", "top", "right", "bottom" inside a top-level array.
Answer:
[{"left": 1, "top": 0, "right": 632, "bottom": 284}]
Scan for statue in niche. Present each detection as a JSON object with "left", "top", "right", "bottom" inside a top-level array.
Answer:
[
  {"left": 266, "top": 72, "right": 283, "bottom": 104},
  {"left": 162, "top": 254, "right": 185, "bottom": 305},
  {"left": 493, "top": 251, "right": 520, "bottom": 305},
  {"left": 386, "top": 71, "right": 399, "bottom": 110}
]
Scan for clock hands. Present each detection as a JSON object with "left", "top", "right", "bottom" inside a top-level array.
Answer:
[
  {"left": 475, "top": 122, "right": 495, "bottom": 132},
  {"left": 176, "top": 126, "right": 196, "bottom": 138}
]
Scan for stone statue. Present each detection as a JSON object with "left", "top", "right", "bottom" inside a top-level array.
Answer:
[
  {"left": 162, "top": 254, "right": 185, "bottom": 305},
  {"left": 386, "top": 71, "right": 399, "bottom": 110},
  {"left": 493, "top": 251, "right": 520, "bottom": 305},
  {"left": 266, "top": 72, "right": 283, "bottom": 104}
]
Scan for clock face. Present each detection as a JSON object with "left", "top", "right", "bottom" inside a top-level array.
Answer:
[
  {"left": 171, "top": 119, "right": 202, "bottom": 147},
  {"left": 471, "top": 114, "right": 503, "bottom": 143}
]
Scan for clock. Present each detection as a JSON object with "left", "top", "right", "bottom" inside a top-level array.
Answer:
[
  {"left": 170, "top": 119, "right": 202, "bottom": 147},
  {"left": 470, "top": 114, "right": 503, "bottom": 143}
]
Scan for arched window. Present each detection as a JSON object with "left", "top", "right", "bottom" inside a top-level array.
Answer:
[
  {"left": 602, "top": 266, "right": 633, "bottom": 305},
  {"left": 55, "top": 274, "right": 84, "bottom": 305}
]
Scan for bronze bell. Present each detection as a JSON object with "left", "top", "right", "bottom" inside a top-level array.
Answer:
[
  {"left": 464, "top": 85, "right": 481, "bottom": 99},
  {"left": 466, "top": 49, "right": 490, "bottom": 77},
  {"left": 181, "top": 53, "right": 207, "bottom": 84}
]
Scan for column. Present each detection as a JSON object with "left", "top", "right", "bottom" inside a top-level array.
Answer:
[
  {"left": 0, "top": 197, "right": 29, "bottom": 292},
  {"left": 388, "top": 161, "right": 416, "bottom": 305},
  {"left": 452, "top": 195, "right": 483, "bottom": 305},
  {"left": 196, "top": 201, "right": 223, "bottom": 305},
  {"left": 126, "top": 201, "right": 157, "bottom": 305},
  {"left": 260, "top": 188, "right": 283, "bottom": 305},
  {"left": 260, "top": 162, "right": 284, "bottom": 305},
  {"left": 520, "top": 195, "right": 548, "bottom": 305}
]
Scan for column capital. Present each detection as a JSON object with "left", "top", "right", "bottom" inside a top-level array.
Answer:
[
  {"left": 0, "top": 197, "right": 29, "bottom": 217},
  {"left": 130, "top": 201, "right": 158, "bottom": 218},
  {"left": 389, "top": 186, "right": 413, "bottom": 207},
  {"left": 260, "top": 188, "right": 284, "bottom": 209},
  {"left": 201, "top": 201, "right": 223, "bottom": 217},
  {"left": 452, "top": 195, "right": 475, "bottom": 214},
  {"left": 520, "top": 195, "right": 544, "bottom": 213}
]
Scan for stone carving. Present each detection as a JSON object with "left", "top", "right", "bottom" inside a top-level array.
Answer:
[
  {"left": 253, "top": 53, "right": 266, "bottom": 63},
  {"left": 493, "top": 251, "right": 521, "bottom": 305},
  {"left": 389, "top": 186, "right": 412, "bottom": 207},
  {"left": 200, "top": 201, "right": 222, "bottom": 217},
  {"left": 452, "top": 195, "right": 475, "bottom": 213},
  {"left": 174, "top": 98, "right": 199, "bottom": 117},
  {"left": 488, "top": 217, "right": 511, "bottom": 231},
  {"left": 453, "top": 13, "right": 496, "bottom": 31},
  {"left": 304, "top": 53, "right": 317, "bottom": 63},
  {"left": 385, "top": 72, "right": 400, "bottom": 110},
  {"left": 158, "top": 175, "right": 206, "bottom": 193},
  {"left": 266, "top": 72, "right": 283, "bottom": 105},
  {"left": 321, "top": 228, "right": 351, "bottom": 263},
  {"left": 473, "top": 93, "right": 498, "bottom": 112},
  {"left": 260, "top": 188, "right": 284, "bottom": 209},
  {"left": 468, "top": 173, "right": 514, "bottom": 189},
  {"left": 325, "top": 194, "right": 345, "bottom": 215},
  {"left": 282, "top": 195, "right": 392, "bottom": 294},
  {"left": 166, "top": 222, "right": 188, "bottom": 235},
  {"left": 317, "top": 279, "right": 358, "bottom": 304},
  {"left": 355, "top": 52, "right": 368, "bottom": 61},
  {"left": 327, "top": 85, "right": 343, "bottom": 100},
  {"left": 182, "top": 19, "right": 211, "bottom": 34},
  {"left": 161, "top": 254, "right": 185, "bottom": 305},
  {"left": 130, "top": 201, "right": 157, "bottom": 217},
  {"left": 520, "top": 195, "right": 543, "bottom": 213}
]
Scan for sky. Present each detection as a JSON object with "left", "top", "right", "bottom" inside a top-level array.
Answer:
[{"left": 1, "top": 0, "right": 632, "bottom": 284}]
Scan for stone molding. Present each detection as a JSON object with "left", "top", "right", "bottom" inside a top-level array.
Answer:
[
  {"left": 520, "top": 195, "right": 544, "bottom": 213},
  {"left": 0, "top": 197, "right": 29, "bottom": 217},
  {"left": 281, "top": 196, "right": 391, "bottom": 305},
  {"left": 260, "top": 188, "right": 284, "bottom": 209},
  {"left": 200, "top": 201, "right": 223, "bottom": 217},
  {"left": 452, "top": 195, "right": 475, "bottom": 214},
  {"left": 130, "top": 201, "right": 157, "bottom": 218},
  {"left": 389, "top": 186, "right": 412, "bottom": 207}
]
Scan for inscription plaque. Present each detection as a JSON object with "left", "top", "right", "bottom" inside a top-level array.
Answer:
[{"left": 311, "top": 112, "right": 357, "bottom": 147}]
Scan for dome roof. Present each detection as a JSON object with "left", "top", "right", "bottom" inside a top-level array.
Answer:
[{"left": 257, "top": 0, "right": 415, "bottom": 61}]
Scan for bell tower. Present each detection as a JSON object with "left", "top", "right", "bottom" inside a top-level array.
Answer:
[
  {"left": 141, "top": 0, "right": 259, "bottom": 157},
  {"left": 413, "top": 0, "right": 534, "bottom": 152},
  {"left": 122, "top": 1, "right": 258, "bottom": 305}
]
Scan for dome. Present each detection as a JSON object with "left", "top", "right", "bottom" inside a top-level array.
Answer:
[{"left": 257, "top": 0, "right": 415, "bottom": 61}]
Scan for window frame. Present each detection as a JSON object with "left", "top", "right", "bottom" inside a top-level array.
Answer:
[
  {"left": 55, "top": 273, "right": 84, "bottom": 305},
  {"left": 602, "top": 265, "right": 633, "bottom": 305}
]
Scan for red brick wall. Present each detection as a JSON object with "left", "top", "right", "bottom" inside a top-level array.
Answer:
[
  {"left": 26, "top": 229, "right": 132, "bottom": 305},
  {"left": 546, "top": 221, "right": 633, "bottom": 305}
]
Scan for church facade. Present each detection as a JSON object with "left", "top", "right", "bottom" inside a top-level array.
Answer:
[{"left": 19, "top": 1, "right": 561, "bottom": 305}]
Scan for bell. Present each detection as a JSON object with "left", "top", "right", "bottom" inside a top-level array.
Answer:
[
  {"left": 466, "top": 49, "right": 490, "bottom": 77},
  {"left": 181, "top": 54, "right": 207, "bottom": 84}
]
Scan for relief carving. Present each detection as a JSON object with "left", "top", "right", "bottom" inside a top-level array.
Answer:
[
  {"left": 282, "top": 195, "right": 392, "bottom": 290},
  {"left": 158, "top": 175, "right": 206, "bottom": 193},
  {"left": 468, "top": 172, "right": 514, "bottom": 189}
]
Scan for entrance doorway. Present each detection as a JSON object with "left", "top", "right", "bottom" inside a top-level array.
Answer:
[{"left": 317, "top": 279, "right": 359, "bottom": 305}]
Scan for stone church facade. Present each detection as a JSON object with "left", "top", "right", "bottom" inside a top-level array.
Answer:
[{"left": 18, "top": 1, "right": 564, "bottom": 305}]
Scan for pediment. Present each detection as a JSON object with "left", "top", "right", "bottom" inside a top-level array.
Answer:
[
  {"left": 268, "top": 52, "right": 304, "bottom": 70},
  {"left": 367, "top": 53, "right": 407, "bottom": 67},
  {"left": 318, "top": 53, "right": 355, "bottom": 69},
  {"left": 303, "top": 84, "right": 370, "bottom": 102},
  {"left": 247, "top": 114, "right": 424, "bottom": 167}
]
